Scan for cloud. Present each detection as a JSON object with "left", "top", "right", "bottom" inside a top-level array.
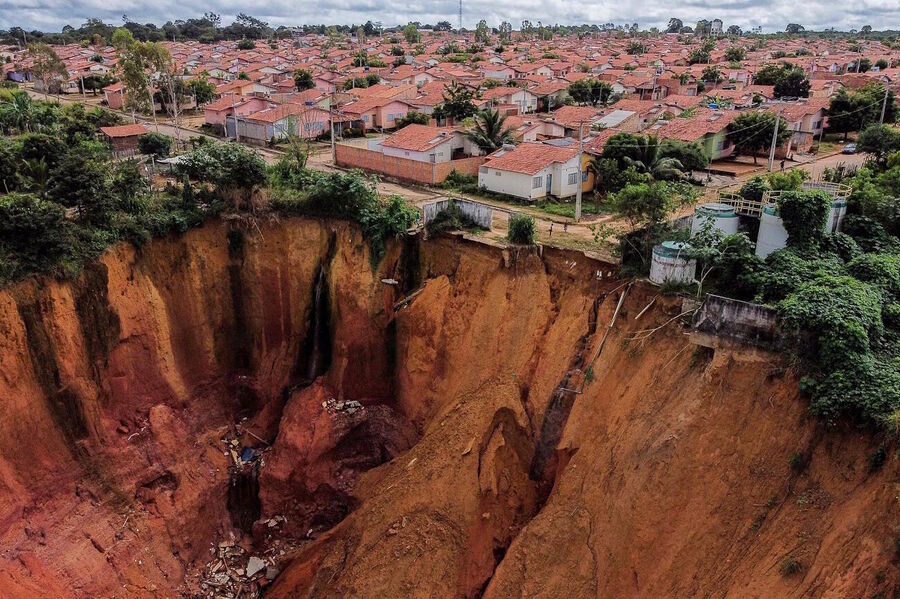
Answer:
[{"left": 2, "top": 0, "right": 899, "bottom": 33}]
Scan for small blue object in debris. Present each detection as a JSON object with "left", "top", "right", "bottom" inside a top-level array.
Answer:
[{"left": 240, "top": 447, "right": 257, "bottom": 462}]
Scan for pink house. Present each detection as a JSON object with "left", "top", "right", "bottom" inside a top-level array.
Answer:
[
  {"left": 341, "top": 98, "right": 414, "bottom": 131},
  {"left": 203, "top": 95, "right": 276, "bottom": 128}
]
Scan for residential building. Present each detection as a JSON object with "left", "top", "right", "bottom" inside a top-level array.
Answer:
[{"left": 478, "top": 142, "right": 584, "bottom": 201}]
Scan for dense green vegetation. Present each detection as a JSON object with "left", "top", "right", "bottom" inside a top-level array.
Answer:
[
  {"left": 684, "top": 135, "right": 900, "bottom": 430},
  {"left": 507, "top": 214, "right": 536, "bottom": 244},
  {"left": 267, "top": 154, "right": 418, "bottom": 266},
  {"left": 0, "top": 95, "right": 419, "bottom": 284},
  {"left": 0, "top": 95, "right": 240, "bottom": 285}
]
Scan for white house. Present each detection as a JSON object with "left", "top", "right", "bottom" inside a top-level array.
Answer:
[{"left": 477, "top": 142, "right": 583, "bottom": 201}]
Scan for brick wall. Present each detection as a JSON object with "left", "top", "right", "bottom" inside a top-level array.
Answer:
[{"left": 335, "top": 144, "right": 485, "bottom": 185}]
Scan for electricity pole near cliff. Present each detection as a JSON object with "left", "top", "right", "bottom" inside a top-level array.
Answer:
[
  {"left": 767, "top": 104, "right": 782, "bottom": 172},
  {"left": 575, "top": 121, "right": 584, "bottom": 221}
]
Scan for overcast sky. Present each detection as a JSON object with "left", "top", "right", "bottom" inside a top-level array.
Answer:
[{"left": 3, "top": 0, "right": 900, "bottom": 34}]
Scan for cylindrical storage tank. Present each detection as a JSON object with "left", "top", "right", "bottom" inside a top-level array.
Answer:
[
  {"left": 650, "top": 241, "right": 696, "bottom": 285},
  {"left": 755, "top": 203, "right": 788, "bottom": 259},
  {"left": 826, "top": 198, "right": 848, "bottom": 233},
  {"left": 690, "top": 202, "right": 740, "bottom": 237}
]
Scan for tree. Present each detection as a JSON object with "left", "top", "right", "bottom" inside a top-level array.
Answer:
[
  {"left": 702, "top": 66, "right": 722, "bottom": 83},
  {"left": 695, "top": 20, "right": 711, "bottom": 37},
  {"left": 785, "top": 23, "right": 805, "bottom": 34},
  {"left": 403, "top": 23, "right": 420, "bottom": 44},
  {"left": 850, "top": 58, "right": 872, "bottom": 73},
  {"left": 177, "top": 142, "right": 267, "bottom": 210},
  {"left": 28, "top": 43, "right": 67, "bottom": 96},
  {"left": 507, "top": 214, "right": 536, "bottom": 244},
  {"left": 829, "top": 84, "right": 897, "bottom": 140},
  {"left": 857, "top": 125, "right": 900, "bottom": 166},
  {"left": 466, "top": 108, "right": 514, "bottom": 153},
  {"left": 0, "top": 193, "right": 71, "bottom": 278},
  {"left": 137, "top": 132, "right": 172, "bottom": 157},
  {"left": 395, "top": 111, "right": 430, "bottom": 128},
  {"left": 188, "top": 76, "right": 216, "bottom": 105},
  {"left": 777, "top": 189, "right": 830, "bottom": 248},
  {"left": 474, "top": 20, "right": 490, "bottom": 44},
  {"left": 689, "top": 43, "right": 713, "bottom": 64},
  {"left": 498, "top": 21, "right": 512, "bottom": 43},
  {"left": 729, "top": 111, "right": 791, "bottom": 164},
  {"left": 774, "top": 68, "right": 811, "bottom": 98},
  {"left": 0, "top": 90, "right": 34, "bottom": 134},
  {"left": 293, "top": 68, "right": 315, "bottom": 91},
  {"left": 752, "top": 64, "right": 784, "bottom": 85},
  {"left": 81, "top": 73, "right": 116, "bottom": 95},
  {"left": 49, "top": 141, "right": 112, "bottom": 225},
  {"left": 724, "top": 46, "right": 745, "bottom": 62},
  {"left": 666, "top": 18, "right": 683, "bottom": 34},
  {"left": 433, "top": 83, "right": 476, "bottom": 122},
  {"left": 609, "top": 181, "right": 692, "bottom": 265},
  {"left": 602, "top": 133, "right": 688, "bottom": 180},
  {"left": 237, "top": 38, "right": 256, "bottom": 49},
  {"left": 726, "top": 25, "right": 742, "bottom": 36},
  {"left": 658, "top": 139, "right": 710, "bottom": 172},
  {"left": 568, "top": 79, "right": 612, "bottom": 106}
]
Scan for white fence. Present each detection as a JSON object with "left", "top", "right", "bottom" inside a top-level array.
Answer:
[{"left": 423, "top": 198, "right": 494, "bottom": 230}]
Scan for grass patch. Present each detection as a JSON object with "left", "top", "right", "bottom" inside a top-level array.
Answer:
[{"left": 779, "top": 556, "right": 802, "bottom": 576}]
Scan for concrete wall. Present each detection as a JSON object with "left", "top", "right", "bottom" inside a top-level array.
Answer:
[
  {"left": 335, "top": 144, "right": 486, "bottom": 185},
  {"left": 691, "top": 294, "right": 781, "bottom": 349},
  {"left": 423, "top": 198, "right": 494, "bottom": 229}
]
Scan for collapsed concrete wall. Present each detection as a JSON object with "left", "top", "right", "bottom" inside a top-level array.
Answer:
[{"left": 691, "top": 294, "right": 781, "bottom": 349}]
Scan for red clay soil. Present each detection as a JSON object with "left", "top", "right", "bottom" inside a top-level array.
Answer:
[{"left": 0, "top": 217, "right": 897, "bottom": 598}]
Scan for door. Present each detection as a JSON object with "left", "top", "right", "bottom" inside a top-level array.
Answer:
[{"left": 546, "top": 173, "right": 552, "bottom": 195}]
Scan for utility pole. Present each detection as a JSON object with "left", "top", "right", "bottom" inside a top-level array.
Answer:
[
  {"left": 880, "top": 84, "right": 890, "bottom": 124},
  {"left": 330, "top": 103, "right": 336, "bottom": 161},
  {"left": 230, "top": 92, "right": 240, "bottom": 142},
  {"left": 147, "top": 81, "right": 159, "bottom": 133},
  {"left": 575, "top": 121, "right": 584, "bottom": 221},
  {"left": 767, "top": 104, "right": 782, "bottom": 172}
]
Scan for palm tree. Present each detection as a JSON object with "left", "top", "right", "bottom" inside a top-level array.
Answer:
[
  {"left": 621, "top": 135, "right": 686, "bottom": 181},
  {"left": 466, "top": 108, "right": 515, "bottom": 153},
  {"left": 20, "top": 158, "right": 50, "bottom": 198},
  {"left": 0, "top": 89, "right": 33, "bottom": 134}
]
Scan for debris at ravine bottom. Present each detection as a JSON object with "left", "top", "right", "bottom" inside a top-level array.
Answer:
[
  {"left": 191, "top": 527, "right": 296, "bottom": 599},
  {"left": 321, "top": 397, "right": 363, "bottom": 415}
]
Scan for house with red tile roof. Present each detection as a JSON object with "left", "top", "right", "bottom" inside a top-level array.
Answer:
[
  {"left": 374, "top": 124, "right": 481, "bottom": 162},
  {"left": 101, "top": 123, "right": 149, "bottom": 157},
  {"left": 228, "top": 104, "right": 331, "bottom": 144},
  {"left": 477, "top": 142, "right": 583, "bottom": 200}
]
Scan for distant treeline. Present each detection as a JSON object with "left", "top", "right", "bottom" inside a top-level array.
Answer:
[{"left": 2, "top": 15, "right": 900, "bottom": 47}]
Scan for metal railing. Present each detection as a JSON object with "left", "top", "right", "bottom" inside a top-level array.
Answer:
[{"left": 716, "top": 191, "right": 764, "bottom": 217}]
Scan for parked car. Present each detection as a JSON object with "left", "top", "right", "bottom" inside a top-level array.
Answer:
[{"left": 842, "top": 143, "right": 857, "bottom": 154}]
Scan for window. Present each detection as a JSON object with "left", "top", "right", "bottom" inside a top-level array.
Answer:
[
  {"left": 582, "top": 170, "right": 589, "bottom": 182},
  {"left": 532, "top": 176, "right": 543, "bottom": 189},
  {"left": 363, "top": 115, "right": 370, "bottom": 122},
  {"left": 388, "top": 114, "right": 395, "bottom": 121},
  {"left": 568, "top": 173, "right": 578, "bottom": 185},
  {"left": 495, "top": 171, "right": 501, "bottom": 176}
]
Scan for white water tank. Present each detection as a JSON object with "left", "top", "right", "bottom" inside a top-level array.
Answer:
[
  {"left": 826, "top": 198, "right": 848, "bottom": 233},
  {"left": 691, "top": 202, "right": 740, "bottom": 237},
  {"left": 755, "top": 203, "right": 789, "bottom": 259},
  {"left": 650, "top": 241, "right": 696, "bottom": 285}
]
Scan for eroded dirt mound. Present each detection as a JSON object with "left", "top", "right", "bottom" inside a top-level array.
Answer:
[{"left": 0, "top": 218, "right": 897, "bottom": 598}]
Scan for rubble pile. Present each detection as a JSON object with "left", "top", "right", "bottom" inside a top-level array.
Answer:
[{"left": 322, "top": 397, "right": 363, "bottom": 415}]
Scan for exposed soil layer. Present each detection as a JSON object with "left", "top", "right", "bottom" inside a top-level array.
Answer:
[{"left": 0, "top": 218, "right": 897, "bottom": 598}]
